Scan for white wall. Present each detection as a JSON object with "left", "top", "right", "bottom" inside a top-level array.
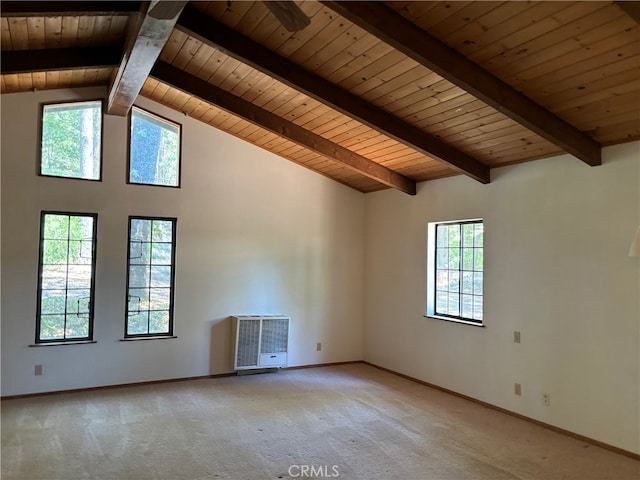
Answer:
[
  {"left": 1, "top": 87, "right": 365, "bottom": 396},
  {"left": 363, "top": 142, "right": 640, "bottom": 454},
  {"left": 2, "top": 85, "right": 638, "bottom": 455}
]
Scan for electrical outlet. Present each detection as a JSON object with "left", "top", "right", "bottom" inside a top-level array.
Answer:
[
  {"left": 316, "top": 342, "right": 322, "bottom": 352},
  {"left": 514, "top": 331, "right": 521, "bottom": 343},
  {"left": 34, "top": 364, "right": 43, "bottom": 376},
  {"left": 514, "top": 383, "right": 521, "bottom": 396},
  {"left": 543, "top": 393, "right": 550, "bottom": 406}
]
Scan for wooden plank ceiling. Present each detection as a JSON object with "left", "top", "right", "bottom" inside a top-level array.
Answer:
[{"left": 2, "top": 1, "right": 639, "bottom": 194}]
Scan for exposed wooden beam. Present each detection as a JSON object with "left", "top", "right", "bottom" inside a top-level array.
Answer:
[
  {"left": 321, "top": 1, "right": 602, "bottom": 167},
  {"left": 107, "top": 1, "right": 187, "bottom": 116},
  {"left": 264, "top": 1, "right": 311, "bottom": 32},
  {"left": 151, "top": 61, "right": 416, "bottom": 195},
  {"left": 176, "top": 6, "right": 489, "bottom": 184},
  {"left": 0, "top": 1, "right": 142, "bottom": 17},
  {"left": 615, "top": 1, "right": 640, "bottom": 24},
  {"left": 1, "top": 47, "right": 121, "bottom": 74}
]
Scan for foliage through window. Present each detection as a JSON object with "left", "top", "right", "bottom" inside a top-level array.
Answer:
[
  {"left": 126, "top": 217, "right": 176, "bottom": 337},
  {"left": 427, "top": 220, "right": 484, "bottom": 325},
  {"left": 36, "top": 212, "right": 97, "bottom": 343},
  {"left": 40, "top": 101, "right": 102, "bottom": 180},
  {"left": 129, "top": 107, "right": 181, "bottom": 187}
]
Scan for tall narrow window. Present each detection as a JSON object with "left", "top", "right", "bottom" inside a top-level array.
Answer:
[
  {"left": 427, "top": 220, "right": 484, "bottom": 325},
  {"left": 36, "top": 212, "right": 97, "bottom": 343},
  {"left": 126, "top": 217, "right": 176, "bottom": 337},
  {"left": 40, "top": 100, "right": 102, "bottom": 180},
  {"left": 128, "top": 107, "right": 181, "bottom": 187}
]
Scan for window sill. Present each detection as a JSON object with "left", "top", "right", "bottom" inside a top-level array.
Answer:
[
  {"left": 30, "top": 340, "right": 97, "bottom": 347},
  {"left": 119, "top": 336, "right": 177, "bottom": 342},
  {"left": 424, "top": 315, "right": 485, "bottom": 328}
]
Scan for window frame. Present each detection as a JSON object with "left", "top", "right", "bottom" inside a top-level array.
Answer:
[
  {"left": 127, "top": 106, "right": 182, "bottom": 188},
  {"left": 35, "top": 211, "right": 98, "bottom": 344},
  {"left": 38, "top": 99, "right": 104, "bottom": 182},
  {"left": 125, "top": 216, "right": 177, "bottom": 338},
  {"left": 426, "top": 218, "right": 484, "bottom": 327}
]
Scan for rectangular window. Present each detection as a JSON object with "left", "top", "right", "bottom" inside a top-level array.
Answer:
[
  {"left": 128, "top": 107, "right": 181, "bottom": 187},
  {"left": 40, "top": 100, "right": 102, "bottom": 180},
  {"left": 36, "top": 212, "right": 97, "bottom": 343},
  {"left": 126, "top": 217, "right": 176, "bottom": 337},
  {"left": 427, "top": 220, "right": 484, "bottom": 325}
]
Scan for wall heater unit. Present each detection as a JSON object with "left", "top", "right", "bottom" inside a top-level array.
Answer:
[{"left": 231, "top": 315, "right": 289, "bottom": 371}]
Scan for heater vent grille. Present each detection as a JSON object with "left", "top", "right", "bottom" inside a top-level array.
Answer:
[
  {"left": 231, "top": 316, "right": 289, "bottom": 370},
  {"left": 236, "top": 318, "right": 260, "bottom": 368},
  {"left": 261, "top": 317, "right": 289, "bottom": 353}
]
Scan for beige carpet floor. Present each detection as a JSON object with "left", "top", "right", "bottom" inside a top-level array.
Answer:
[{"left": 1, "top": 363, "right": 638, "bottom": 480}]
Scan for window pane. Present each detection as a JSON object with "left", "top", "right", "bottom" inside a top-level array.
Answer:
[
  {"left": 152, "top": 220, "right": 173, "bottom": 242},
  {"left": 436, "top": 270, "right": 449, "bottom": 289},
  {"left": 151, "top": 242, "right": 172, "bottom": 264},
  {"left": 475, "top": 223, "right": 484, "bottom": 245},
  {"left": 474, "top": 248, "right": 484, "bottom": 271},
  {"left": 150, "top": 288, "right": 170, "bottom": 310},
  {"left": 129, "top": 240, "right": 151, "bottom": 265},
  {"left": 130, "top": 219, "right": 152, "bottom": 242},
  {"left": 43, "top": 240, "right": 69, "bottom": 264},
  {"left": 40, "top": 315, "right": 65, "bottom": 340},
  {"left": 473, "top": 272, "right": 483, "bottom": 295},
  {"left": 67, "top": 265, "right": 92, "bottom": 289},
  {"left": 448, "top": 271, "right": 460, "bottom": 292},
  {"left": 461, "top": 271, "right": 473, "bottom": 294},
  {"left": 149, "top": 311, "right": 170, "bottom": 334},
  {"left": 68, "top": 241, "right": 83, "bottom": 265},
  {"left": 69, "top": 216, "right": 94, "bottom": 240},
  {"left": 447, "top": 293, "right": 460, "bottom": 316},
  {"left": 448, "top": 247, "right": 460, "bottom": 269},
  {"left": 473, "top": 297, "right": 483, "bottom": 320},
  {"left": 41, "top": 290, "right": 66, "bottom": 315},
  {"left": 436, "top": 225, "right": 448, "bottom": 247},
  {"left": 129, "top": 108, "right": 180, "bottom": 187},
  {"left": 127, "top": 312, "right": 148, "bottom": 335},
  {"left": 41, "top": 101, "right": 101, "bottom": 180},
  {"left": 436, "top": 248, "right": 448, "bottom": 268},
  {"left": 66, "top": 290, "right": 91, "bottom": 316},
  {"left": 129, "top": 265, "right": 149, "bottom": 288},
  {"left": 461, "top": 294, "right": 473, "bottom": 318},
  {"left": 436, "top": 291, "right": 448, "bottom": 313},
  {"left": 68, "top": 240, "right": 93, "bottom": 265},
  {"left": 128, "top": 288, "right": 150, "bottom": 311},
  {"left": 37, "top": 213, "right": 96, "bottom": 342},
  {"left": 150, "top": 265, "right": 171, "bottom": 288},
  {"left": 462, "top": 248, "right": 474, "bottom": 270},
  {"left": 429, "top": 220, "right": 483, "bottom": 324},
  {"left": 448, "top": 225, "right": 460, "bottom": 248},
  {"left": 44, "top": 214, "right": 69, "bottom": 239},
  {"left": 65, "top": 314, "right": 89, "bottom": 338},
  {"left": 462, "top": 224, "right": 474, "bottom": 248},
  {"left": 126, "top": 216, "right": 176, "bottom": 337},
  {"left": 41, "top": 265, "right": 67, "bottom": 290}
]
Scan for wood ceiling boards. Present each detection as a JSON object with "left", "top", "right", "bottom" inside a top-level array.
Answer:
[{"left": 1, "top": 1, "right": 638, "bottom": 194}]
